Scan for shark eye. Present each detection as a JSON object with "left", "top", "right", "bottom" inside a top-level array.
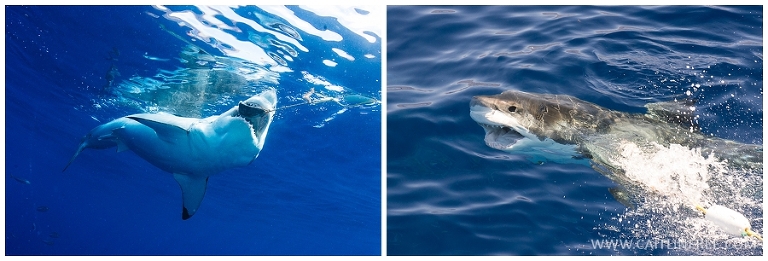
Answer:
[{"left": 507, "top": 106, "right": 517, "bottom": 112}]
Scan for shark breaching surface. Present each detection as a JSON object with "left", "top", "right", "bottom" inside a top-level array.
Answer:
[
  {"left": 64, "top": 89, "right": 277, "bottom": 220},
  {"left": 469, "top": 90, "right": 762, "bottom": 206}
]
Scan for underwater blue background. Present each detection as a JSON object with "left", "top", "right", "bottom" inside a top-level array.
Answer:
[
  {"left": 5, "top": 5, "right": 381, "bottom": 255},
  {"left": 387, "top": 6, "right": 762, "bottom": 255}
]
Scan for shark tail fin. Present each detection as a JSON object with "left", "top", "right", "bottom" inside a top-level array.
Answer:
[
  {"left": 62, "top": 142, "right": 88, "bottom": 172},
  {"left": 173, "top": 174, "right": 209, "bottom": 220}
]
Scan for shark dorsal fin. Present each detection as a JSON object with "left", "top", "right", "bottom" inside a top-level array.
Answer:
[
  {"left": 644, "top": 100, "right": 699, "bottom": 131},
  {"left": 126, "top": 113, "right": 195, "bottom": 144}
]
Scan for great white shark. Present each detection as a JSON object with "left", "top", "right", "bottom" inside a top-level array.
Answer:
[
  {"left": 469, "top": 90, "right": 762, "bottom": 205},
  {"left": 64, "top": 88, "right": 277, "bottom": 220}
]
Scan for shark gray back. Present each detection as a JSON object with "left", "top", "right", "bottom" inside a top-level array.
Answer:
[
  {"left": 470, "top": 91, "right": 625, "bottom": 147},
  {"left": 470, "top": 90, "right": 764, "bottom": 226},
  {"left": 470, "top": 89, "right": 762, "bottom": 211},
  {"left": 470, "top": 90, "right": 761, "bottom": 170}
]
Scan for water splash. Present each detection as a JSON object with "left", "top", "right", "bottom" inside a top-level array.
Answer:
[
  {"left": 598, "top": 141, "right": 762, "bottom": 255},
  {"left": 611, "top": 141, "right": 724, "bottom": 206}
]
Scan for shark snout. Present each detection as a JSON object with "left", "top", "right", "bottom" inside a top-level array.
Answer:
[
  {"left": 239, "top": 102, "right": 269, "bottom": 117},
  {"left": 242, "top": 88, "right": 277, "bottom": 111},
  {"left": 470, "top": 96, "right": 490, "bottom": 109},
  {"left": 471, "top": 96, "right": 511, "bottom": 112}
]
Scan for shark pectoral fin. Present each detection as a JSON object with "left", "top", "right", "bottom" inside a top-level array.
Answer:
[
  {"left": 608, "top": 187, "right": 635, "bottom": 210},
  {"left": 127, "top": 115, "right": 190, "bottom": 144},
  {"left": 173, "top": 174, "right": 209, "bottom": 220}
]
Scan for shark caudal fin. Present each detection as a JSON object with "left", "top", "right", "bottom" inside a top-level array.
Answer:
[
  {"left": 63, "top": 118, "right": 133, "bottom": 172},
  {"left": 173, "top": 174, "right": 209, "bottom": 220},
  {"left": 62, "top": 141, "right": 88, "bottom": 172}
]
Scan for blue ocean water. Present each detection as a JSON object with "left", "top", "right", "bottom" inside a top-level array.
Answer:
[
  {"left": 5, "top": 5, "right": 381, "bottom": 255},
  {"left": 387, "top": 6, "right": 762, "bottom": 255}
]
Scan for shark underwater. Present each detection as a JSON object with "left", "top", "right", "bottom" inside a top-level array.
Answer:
[
  {"left": 64, "top": 88, "right": 277, "bottom": 220},
  {"left": 469, "top": 90, "right": 762, "bottom": 206}
]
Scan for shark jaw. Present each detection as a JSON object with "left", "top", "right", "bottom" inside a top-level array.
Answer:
[
  {"left": 470, "top": 103, "right": 583, "bottom": 164},
  {"left": 236, "top": 88, "right": 277, "bottom": 147},
  {"left": 477, "top": 124, "right": 525, "bottom": 150},
  {"left": 470, "top": 104, "right": 535, "bottom": 150}
]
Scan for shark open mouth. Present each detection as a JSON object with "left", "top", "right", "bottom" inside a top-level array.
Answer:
[
  {"left": 478, "top": 123, "right": 526, "bottom": 150},
  {"left": 238, "top": 101, "right": 271, "bottom": 138}
]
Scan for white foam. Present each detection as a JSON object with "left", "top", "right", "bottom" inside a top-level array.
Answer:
[
  {"left": 610, "top": 141, "right": 727, "bottom": 206},
  {"left": 599, "top": 140, "right": 762, "bottom": 254}
]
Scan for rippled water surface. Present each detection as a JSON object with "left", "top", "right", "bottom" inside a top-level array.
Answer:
[
  {"left": 387, "top": 6, "right": 762, "bottom": 255},
  {"left": 6, "top": 5, "right": 381, "bottom": 255}
]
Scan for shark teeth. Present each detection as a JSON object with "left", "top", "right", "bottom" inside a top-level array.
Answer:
[{"left": 478, "top": 123, "right": 505, "bottom": 129}]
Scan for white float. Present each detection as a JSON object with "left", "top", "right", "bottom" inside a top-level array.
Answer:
[{"left": 697, "top": 204, "right": 762, "bottom": 240}]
